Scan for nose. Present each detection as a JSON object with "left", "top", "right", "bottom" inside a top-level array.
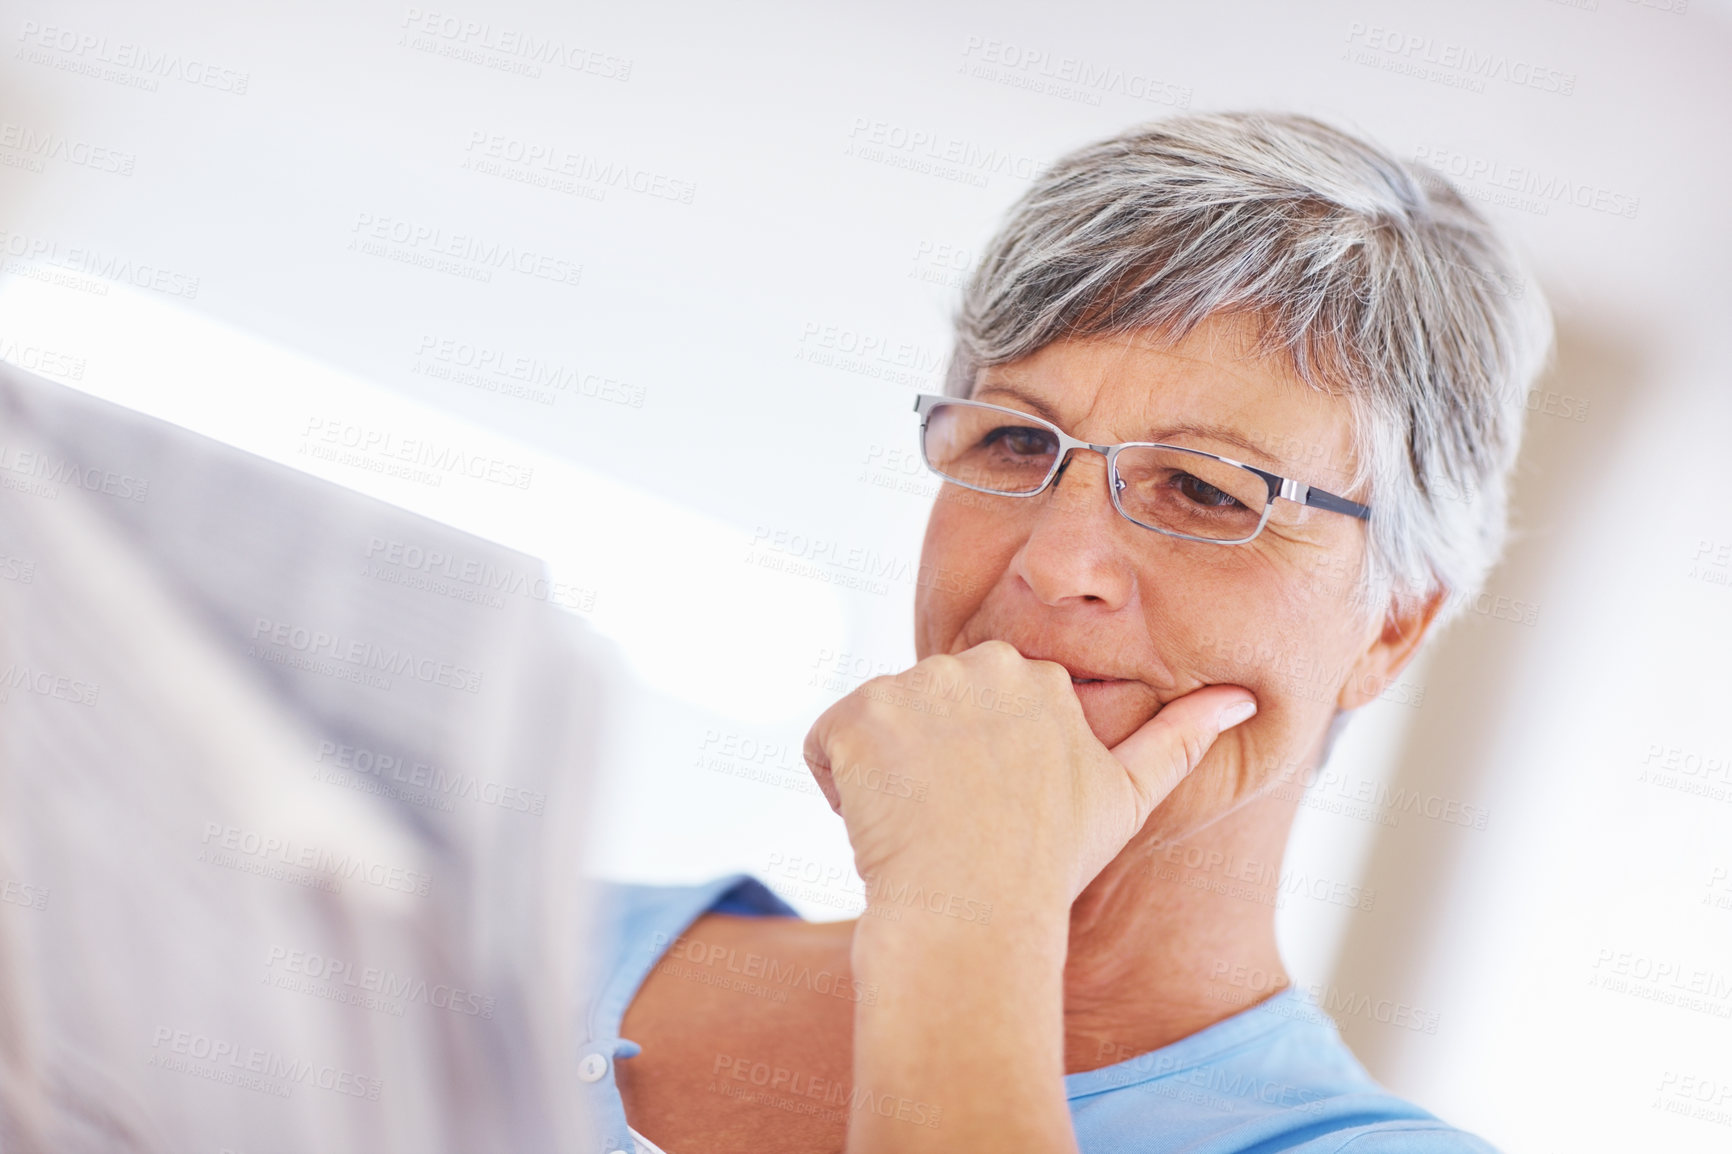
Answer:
[
  {"left": 1011, "top": 448, "right": 1135, "bottom": 608},
  {"left": 1050, "top": 444, "right": 1115, "bottom": 491}
]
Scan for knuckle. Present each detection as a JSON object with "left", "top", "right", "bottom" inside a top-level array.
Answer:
[
  {"left": 1155, "top": 728, "right": 1212, "bottom": 789},
  {"left": 1181, "top": 729, "right": 1212, "bottom": 774},
  {"left": 914, "top": 653, "right": 962, "bottom": 683},
  {"left": 855, "top": 671, "right": 897, "bottom": 696},
  {"left": 824, "top": 731, "right": 864, "bottom": 774},
  {"left": 825, "top": 693, "right": 864, "bottom": 728},
  {"left": 856, "top": 674, "right": 908, "bottom": 714}
]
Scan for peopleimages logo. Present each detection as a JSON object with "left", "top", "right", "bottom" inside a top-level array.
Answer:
[
  {"left": 248, "top": 616, "right": 485, "bottom": 693},
  {"left": 413, "top": 336, "right": 646, "bottom": 408},
  {"left": 1344, "top": 22, "right": 1577, "bottom": 95},
  {"left": 0, "top": 228, "right": 199, "bottom": 298},
  {"left": 957, "top": 35, "right": 1193, "bottom": 109},
  {"left": 0, "top": 120, "right": 135, "bottom": 174},
  {"left": 0, "top": 441, "right": 150, "bottom": 501},
  {"left": 398, "top": 7, "right": 633, "bottom": 80},
  {"left": 148, "top": 1026, "right": 381, "bottom": 1099},
  {"left": 14, "top": 21, "right": 251, "bottom": 94},
  {"left": 0, "top": 663, "right": 100, "bottom": 707},
  {"left": 462, "top": 131, "right": 695, "bottom": 204},
  {"left": 747, "top": 525, "right": 971, "bottom": 595},
  {"left": 314, "top": 740, "right": 547, "bottom": 815},
  {"left": 300, "top": 417, "right": 534, "bottom": 490},
  {"left": 364, "top": 536, "right": 596, "bottom": 612},
  {"left": 844, "top": 116, "right": 1049, "bottom": 185},
  {"left": 0, "top": 339, "right": 86, "bottom": 382},
  {"left": 199, "top": 822, "right": 433, "bottom": 897},
  {"left": 1413, "top": 146, "right": 1639, "bottom": 220},
  {"left": 348, "top": 212, "right": 582, "bottom": 289},
  {"left": 263, "top": 946, "right": 496, "bottom": 1018}
]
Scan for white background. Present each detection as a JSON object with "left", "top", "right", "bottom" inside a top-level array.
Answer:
[{"left": 2, "top": 1, "right": 1730, "bottom": 1150}]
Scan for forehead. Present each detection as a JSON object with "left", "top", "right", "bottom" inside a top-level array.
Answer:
[{"left": 970, "top": 313, "right": 1358, "bottom": 483}]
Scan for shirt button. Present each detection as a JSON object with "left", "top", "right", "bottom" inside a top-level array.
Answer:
[{"left": 578, "top": 1052, "right": 609, "bottom": 1082}]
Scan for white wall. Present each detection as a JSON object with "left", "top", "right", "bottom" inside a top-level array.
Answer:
[{"left": 3, "top": 1, "right": 1729, "bottom": 1150}]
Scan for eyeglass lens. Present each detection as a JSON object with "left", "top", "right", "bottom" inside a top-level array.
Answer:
[{"left": 920, "top": 401, "right": 1270, "bottom": 542}]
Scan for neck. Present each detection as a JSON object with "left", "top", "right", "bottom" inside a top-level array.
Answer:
[{"left": 1060, "top": 788, "right": 1300, "bottom": 1074}]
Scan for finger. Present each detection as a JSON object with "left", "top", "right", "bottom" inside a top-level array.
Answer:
[
  {"left": 1109, "top": 685, "right": 1257, "bottom": 813},
  {"left": 802, "top": 707, "right": 845, "bottom": 816}
]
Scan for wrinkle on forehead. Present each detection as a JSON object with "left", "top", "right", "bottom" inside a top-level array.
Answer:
[{"left": 975, "top": 316, "right": 1360, "bottom": 492}]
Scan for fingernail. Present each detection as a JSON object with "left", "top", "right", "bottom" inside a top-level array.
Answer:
[{"left": 1217, "top": 700, "right": 1257, "bottom": 731}]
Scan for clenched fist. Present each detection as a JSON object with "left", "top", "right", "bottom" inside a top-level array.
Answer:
[{"left": 803, "top": 639, "right": 1256, "bottom": 920}]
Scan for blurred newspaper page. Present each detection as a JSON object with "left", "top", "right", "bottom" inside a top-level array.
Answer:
[{"left": 0, "top": 363, "right": 614, "bottom": 1153}]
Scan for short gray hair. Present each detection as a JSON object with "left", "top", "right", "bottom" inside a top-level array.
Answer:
[{"left": 945, "top": 111, "right": 1552, "bottom": 625}]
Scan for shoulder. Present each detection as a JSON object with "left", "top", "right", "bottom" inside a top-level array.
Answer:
[
  {"left": 592, "top": 872, "right": 799, "bottom": 937},
  {"left": 606, "top": 879, "right": 858, "bottom": 1154},
  {"left": 579, "top": 873, "right": 801, "bottom": 1041},
  {"left": 589, "top": 873, "right": 799, "bottom": 971}
]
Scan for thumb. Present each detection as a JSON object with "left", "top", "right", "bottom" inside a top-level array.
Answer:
[{"left": 1109, "top": 685, "right": 1257, "bottom": 814}]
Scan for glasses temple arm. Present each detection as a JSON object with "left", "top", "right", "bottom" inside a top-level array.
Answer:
[
  {"left": 1245, "top": 464, "right": 1371, "bottom": 521},
  {"left": 1303, "top": 487, "right": 1371, "bottom": 521}
]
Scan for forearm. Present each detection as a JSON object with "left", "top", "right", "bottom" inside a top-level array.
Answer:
[{"left": 846, "top": 897, "right": 1077, "bottom": 1154}]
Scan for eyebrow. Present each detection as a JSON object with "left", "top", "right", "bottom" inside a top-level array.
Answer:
[{"left": 972, "top": 382, "right": 1289, "bottom": 470}]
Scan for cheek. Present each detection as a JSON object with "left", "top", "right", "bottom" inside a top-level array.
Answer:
[
  {"left": 1155, "top": 543, "right": 1366, "bottom": 705},
  {"left": 915, "top": 492, "right": 1019, "bottom": 656},
  {"left": 1157, "top": 584, "right": 1358, "bottom": 762},
  {"left": 1186, "top": 625, "right": 1351, "bottom": 717}
]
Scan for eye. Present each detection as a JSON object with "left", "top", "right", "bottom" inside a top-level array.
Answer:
[
  {"left": 981, "top": 425, "right": 1055, "bottom": 457},
  {"left": 1174, "top": 472, "right": 1245, "bottom": 509}
]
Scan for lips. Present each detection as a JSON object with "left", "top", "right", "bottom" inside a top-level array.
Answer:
[
  {"left": 958, "top": 635, "right": 1139, "bottom": 687},
  {"left": 1069, "top": 675, "right": 1129, "bottom": 688},
  {"left": 1018, "top": 652, "right": 1129, "bottom": 684}
]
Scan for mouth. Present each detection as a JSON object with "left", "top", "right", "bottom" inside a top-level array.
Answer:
[
  {"left": 964, "top": 638, "right": 1140, "bottom": 692},
  {"left": 1010, "top": 650, "right": 1133, "bottom": 687},
  {"left": 1050, "top": 661, "right": 1128, "bottom": 685},
  {"left": 1061, "top": 668, "right": 1134, "bottom": 690},
  {"left": 1053, "top": 665, "right": 1136, "bottom": 693}
]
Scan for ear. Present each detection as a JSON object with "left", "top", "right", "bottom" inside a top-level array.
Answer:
[{"left": 1336, "top": 586, "right": 1447, "bottom": 711}]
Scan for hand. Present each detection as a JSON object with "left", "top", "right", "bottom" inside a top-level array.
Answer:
[{"left": 802, "top": 639, "right": 1256, "bottom": 917}]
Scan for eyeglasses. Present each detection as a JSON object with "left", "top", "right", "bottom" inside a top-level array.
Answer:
[{"left": 912, "top": 393, "right": 1370, "bottom": 545}]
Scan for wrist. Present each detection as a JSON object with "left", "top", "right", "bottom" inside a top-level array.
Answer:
[
  {"left": 855, "top": 859, "right": 1072, "bottom": 930},
  {"left": 846, "top": 886, "right": 1075, "bottom": 1153},
  {"left": 852, "top": 889, "right": 1070, "bottom": 975}
]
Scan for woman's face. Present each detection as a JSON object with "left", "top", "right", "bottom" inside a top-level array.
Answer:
[{"left": 914, "top": 312, "right": 1422, "bottom": 838}]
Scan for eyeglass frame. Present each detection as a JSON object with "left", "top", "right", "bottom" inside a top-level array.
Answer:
[{"left": 912, "top": 392, "right": 1371, "bottom": 546}]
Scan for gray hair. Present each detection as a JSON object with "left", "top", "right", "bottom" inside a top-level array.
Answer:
[{"left": 945, "top": 111, "right": 1552, "bottom": 626}]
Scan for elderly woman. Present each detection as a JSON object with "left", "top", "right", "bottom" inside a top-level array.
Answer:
[{"left": 577, "top": 112, "right": 1547, "bottom": 1154}]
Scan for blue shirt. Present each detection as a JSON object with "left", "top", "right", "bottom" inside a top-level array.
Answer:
[{"left": 575, "top": 874, "right": 1497, "bottom": 1154}]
